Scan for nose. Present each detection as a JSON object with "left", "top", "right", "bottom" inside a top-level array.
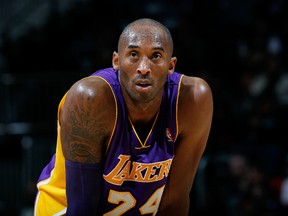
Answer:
[{"left": 137, "top": 57, "right": 151, "bottom": 76}]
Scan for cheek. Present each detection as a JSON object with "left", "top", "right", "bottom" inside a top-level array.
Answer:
[
  {"left": 154, "top": 74, "right": 168, "bottom": 89},
  {"left": 119, "top": 72, "right": 133, "bottom": 89},
  {"left": 120, "top": 71, "right": 130, "bottom": 82},
  {"left": 160, "top": 73, "right": 169, "bottom": 83}
]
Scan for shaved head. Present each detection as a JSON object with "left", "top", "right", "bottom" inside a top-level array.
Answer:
[{"left": 118, "top": 18, "right": 174, "bottom": 56}]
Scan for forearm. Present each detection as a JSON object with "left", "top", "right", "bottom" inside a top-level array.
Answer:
[
  {"left": 65, "top": 160, "right": 103, "bottom": 215},
  {"left": 156, "top": 196, "right": 190, "bottom": 216}
]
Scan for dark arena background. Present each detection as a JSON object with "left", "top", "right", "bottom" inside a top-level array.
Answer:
[{"left": 1, "top": 0, "right": 288, "bottom": 215}]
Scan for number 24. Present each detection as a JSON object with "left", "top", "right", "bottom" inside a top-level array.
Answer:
[{"left": 103, "top": 186, "right": 165, "bottom": 216}]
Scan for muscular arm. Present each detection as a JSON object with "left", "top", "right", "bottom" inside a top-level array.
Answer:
[
  {"left": 157, "top": 76, "right": 213, "bottom": 215},
  {"left": 59, "top": 76, "right": 116, "bottom": 215},
  {"left": 60, "top": 77, "right": 116, "bottom": 163}
]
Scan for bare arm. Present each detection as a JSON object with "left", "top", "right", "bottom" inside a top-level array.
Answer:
[
  {"left": 60, "top": 76, "right": 116, "bottom": 163},
  {"left": 157, "top": 76, "right": 213, "bottom": 215},
  {"left": 59, "top": 76, "right": 116, "bottom": 215}
]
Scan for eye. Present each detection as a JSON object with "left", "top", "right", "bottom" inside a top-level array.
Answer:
[
  {"left": 152, "top": 52, "right": 162, "bottom": 60},
  {"left": 130, "top": 51, "right": 138, "bottom": 58}
]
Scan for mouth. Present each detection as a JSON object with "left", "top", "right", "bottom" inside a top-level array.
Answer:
[
  {"left": 137, "top": 83, "right": 151, "bottom": 87},
  {"left": 135, "top": 80, "right": 152, "bottom": 92}
]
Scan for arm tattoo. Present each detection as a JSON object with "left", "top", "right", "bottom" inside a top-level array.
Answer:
[{"left": 67, "top": 110, "right": 105, "bottom": 163}]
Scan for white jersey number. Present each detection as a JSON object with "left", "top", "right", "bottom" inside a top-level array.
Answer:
[{"left": 103, "top": 186, "right": 165, "bottom": 216}]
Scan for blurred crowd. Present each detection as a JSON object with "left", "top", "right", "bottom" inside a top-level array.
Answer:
[{"left": 1, "top": 0, "right": 288, "bottom": 215}]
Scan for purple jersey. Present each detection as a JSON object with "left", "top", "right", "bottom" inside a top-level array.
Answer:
[
  {"left": 91, "top": 68, "right": 183, "bottom": 215},
  {"left": 34, "top": 67, "right": 183, "bottom": 216}
]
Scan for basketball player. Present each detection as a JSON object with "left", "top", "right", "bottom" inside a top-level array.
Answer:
[{"left": 34, "top": 18, "right": 213, "bottom": 215}]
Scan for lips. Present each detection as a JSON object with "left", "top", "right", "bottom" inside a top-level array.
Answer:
[
  {"left": 135, "top": 80, "right": 151, "bottom": 87},
  {"left": 135, "top": 79, "right": 152, "bottom": 92},
  {"left": 137, "top": 83, "right": 150, "bottom": 87}
]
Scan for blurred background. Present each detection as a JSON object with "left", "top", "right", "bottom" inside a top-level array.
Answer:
[{"left": 0, "top": 0, "right": 288, "bottom": 215}]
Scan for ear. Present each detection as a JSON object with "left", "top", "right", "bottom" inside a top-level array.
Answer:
[
  {"left": 112, "top": 51, "right": 120, "bottom": 70},
  {"left": 168, "top": 56, "right": 177, "bottom": 74}
]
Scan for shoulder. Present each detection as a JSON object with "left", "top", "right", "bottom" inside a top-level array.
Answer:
[
  {"left": 64, "top": 76, "right": 115, "bottom": 106},
  {"left": 59, "top": 75, "right": 117, "bottom": 162},
  {"left": 60, "top": 75, "right": 116, "bottom": 128},
  {"left": 178, "top": 75, "right": 213, "bottom": 136},
  {"left": 179, "top": 75, "right": 212, "bottom": 103}
]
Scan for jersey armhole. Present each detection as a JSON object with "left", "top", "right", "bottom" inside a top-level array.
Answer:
[
  {"left": 93, "top": 76, "right": 118, "bottom": 155},
  {"left": 174, "top": 74, "right": 184, "bottom": 142}
]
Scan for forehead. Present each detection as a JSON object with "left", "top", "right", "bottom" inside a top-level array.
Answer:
[{"left": 121, "top": 25, "right": 168, "bottom": 47}]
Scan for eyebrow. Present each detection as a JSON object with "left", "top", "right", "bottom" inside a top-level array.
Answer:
[
  {"left": 153, "top": 46, "right": 165, "bottom": 52},
  {"left": 127, "top": 45, "right": 139, "bottom": 49},
  {"left": 127, "top": 45, "right": 165, "bottom": 52}
]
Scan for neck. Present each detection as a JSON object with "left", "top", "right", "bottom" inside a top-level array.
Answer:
[
  {"left": 127, "top": 100, "right": 161, "bottom": 124},
  {"left": 120, "top": 85, "right": 163, "bottom": 124}
]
